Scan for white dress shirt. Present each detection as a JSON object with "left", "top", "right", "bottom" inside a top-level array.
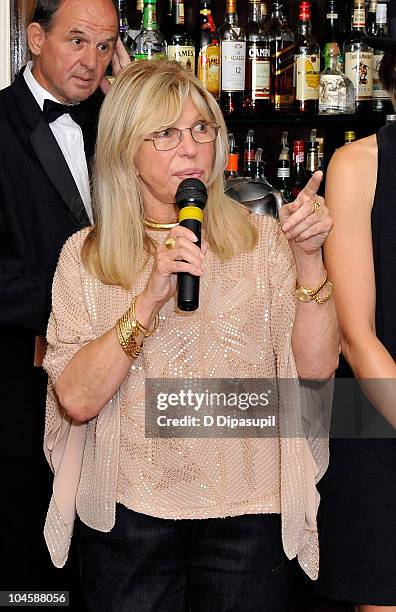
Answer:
[{"left": 24, "top": 61, "right": 93, "bottom": 224}]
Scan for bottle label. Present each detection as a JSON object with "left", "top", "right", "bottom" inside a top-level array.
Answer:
[
  {"left": 198, "top": 44, "right": 220, "bottom": 97},
  {"left": 247, "top": 44, "right": 271, "bottom": 100},
  {"left": 294, "top": 152, "right": 304, "bottom": 164},
  {"left": 277, "top": 168, "right": 290, "bottom": 178},
  {"left": 272, "top": 42, "right": 295, "bottom": 76},
  {"left": 221, "top": 41, "right": 246, "bottom": 92},
  {"left": 295, "top": 54, "right": 320, "bottom": 101},
  {"left": 352, "top": 8, "right": 366, "bottom": 28},
  {"left": 372, "top": 51, "right": 390, "bottom": 99},
  {"left": 326, "top": 12, "right": 338, "bottom": 19},
  {"left": 176, "top": 2, "right": 185, "bottom": 25},
  {"left": 345, "top": 50, "right": 373, "bottom": 100},
  {"left": 167, "top": 45, "right": 195, "bottom": 72},
  {"left": 319, "top": 74, "right": 347, "bottom": 110}
]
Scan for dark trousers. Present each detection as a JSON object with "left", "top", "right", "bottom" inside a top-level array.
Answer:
[{"left": 78, "top": 503, "right": 295, "bottom": 612}]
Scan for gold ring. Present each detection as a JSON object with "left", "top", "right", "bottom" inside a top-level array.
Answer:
[
  {"left": 312, "top": 199, "right": 321, "bottom": 214},
  {"left": 165, "top": 237, "right": 176, "bottom": 250}
]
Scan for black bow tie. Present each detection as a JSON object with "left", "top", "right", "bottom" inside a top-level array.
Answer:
[{"left": 43, "top": 98, "right": 88, "bottom": 127}]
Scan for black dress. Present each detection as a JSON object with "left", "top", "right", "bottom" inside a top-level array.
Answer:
[{"left": 315, "top": 123, "right": 396, "bottom": 605}]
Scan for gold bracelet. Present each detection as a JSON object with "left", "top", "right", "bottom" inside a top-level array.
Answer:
[
  {"left": 313, "top": 280, "right": 333, "bottom": 304},
  {"left": 295, "top": 273, "right": 330, "bottom": 303},
  {"left": 116, "top": 315, "right": 142, "bottom": 359},
  {"left": 128, "top": 296, "right": 159, "bottom": 338}
]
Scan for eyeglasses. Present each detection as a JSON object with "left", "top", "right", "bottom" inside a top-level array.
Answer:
[{"left": 144, "top": 121, "right": 220, "bottom": 151}]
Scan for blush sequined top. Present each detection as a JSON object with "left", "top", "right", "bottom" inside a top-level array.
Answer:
[{"left": 43, "top": 214, "right": 330, "bottom": 579}]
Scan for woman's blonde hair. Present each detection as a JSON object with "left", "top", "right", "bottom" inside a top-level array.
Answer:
[{"left": 82, "top": 60, "right": 258, "bottom": 288}]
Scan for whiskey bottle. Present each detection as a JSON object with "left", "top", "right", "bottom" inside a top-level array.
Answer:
[
  {"left": 220, "top": 0, "right": 246, "bottom": 115},
  {"left": 268, "top": 2, "right": 295, "bottom": 111},
  {"left": 166, "top": 0, "right": 195, "bottom": 73},
  {"left": 243, "top": 0, "right": 271, "bottom": 112},
  {"left": 344, "top": 0, "right": 373, "bottom": 111},
  {"left": 294, "top": 1, "right": 320, "bottom": 114},
  {"left": 197, "top": 0, "right": 220, "bottom": 99}
]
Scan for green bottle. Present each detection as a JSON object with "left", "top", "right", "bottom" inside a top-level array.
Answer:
[{"left": 133, "top": 0, "right": 166, "bottom": 61}]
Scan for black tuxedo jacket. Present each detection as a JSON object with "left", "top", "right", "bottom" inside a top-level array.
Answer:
[{"left": 0, "top": 69, "right": 103, "bottom": 455}]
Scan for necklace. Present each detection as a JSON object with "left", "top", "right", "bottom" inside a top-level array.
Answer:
[{"left": 143, "top": 218, "right": 178, "bottom": 230}]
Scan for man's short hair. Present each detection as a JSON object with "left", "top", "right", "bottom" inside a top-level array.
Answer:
[
  {"left": 31, "top": 0, "right": 65, "bottom": 32},
  {"left": 31, "top": 0, "right": 119, "bottom": 32}
]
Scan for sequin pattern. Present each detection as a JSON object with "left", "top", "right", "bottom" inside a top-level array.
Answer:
[{"left": 43, "top": 214, "right": 329, "bottom": 580}]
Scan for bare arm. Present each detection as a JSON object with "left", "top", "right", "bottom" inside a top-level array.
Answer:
[
  {"left": 279, "top": 172, "right": 340, "bottom": 379},
  {"left": 323, "top": 138, "right": 396, "bottom": 425}
]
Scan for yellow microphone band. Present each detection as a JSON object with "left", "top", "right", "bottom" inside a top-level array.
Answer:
[{"left": 179, "top": 206, "right": 204, "bottom": 223}]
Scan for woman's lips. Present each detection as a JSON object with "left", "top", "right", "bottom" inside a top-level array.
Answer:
[{"left": 174, "top": 170, "right": 204, "bottom": 179}]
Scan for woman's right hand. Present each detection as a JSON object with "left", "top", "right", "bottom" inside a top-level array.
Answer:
[{"left": 141, "top": 225, "right": 208, "bottom": 311}]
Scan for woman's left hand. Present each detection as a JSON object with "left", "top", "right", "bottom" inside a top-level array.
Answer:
[{"left": 279, "top": 171, "right": 333, "bottom": 256}]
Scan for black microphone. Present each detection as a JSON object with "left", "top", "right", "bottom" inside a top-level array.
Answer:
[{"left": 175, "top": 178, "right": 208, "bottom": 311}]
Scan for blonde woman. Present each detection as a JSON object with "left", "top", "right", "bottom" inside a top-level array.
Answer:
[{"left": 43, "top": 60, "right": 338, "bottom": 611}]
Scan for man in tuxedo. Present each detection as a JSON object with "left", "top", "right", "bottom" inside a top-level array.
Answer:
[{"left": 0, "top": 0, "right": 129, "bottom": 593}]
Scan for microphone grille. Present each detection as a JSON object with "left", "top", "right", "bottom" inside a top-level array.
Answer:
[{"left": 176, "top": 178, "right": 208, "bottom": 209}]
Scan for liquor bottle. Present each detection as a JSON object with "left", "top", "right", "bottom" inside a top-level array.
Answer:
[
  {"left": 243, "top": 129, "right": 256, "bottom": 176},
  {"left": 366, "top": 0, "right": 378, "bottom": 37},
  {"left": 260, "top": 1, "right": 269, "bottom": 32},
  {"left": 133, "top": 0, "right": 166, "bottom": 61},
  {"left": 116, "top": 0, "right": 130, "bottom": 46},
  {"left": 197, "top": 0, "right": 220, "bottom": 99},
  {"left": 294, "top": 1, "right": 320, "bottom": 114},
  {"left": 344, "top": 129, "right": 356, "bottom": 144},
  {"left": 166, "top": 0, "right": 195, "bottom": 72},
  {"left": 323, "top": 0, "right": 344, "bottom": 70},
  {"left": 219, "top": 0, "right": 246, "bottom": 115},
  {"left": 291, "top": 140, "right": 308, "bottom": 198},
  {"left": 319, "top": 43, "right": 356, "bottom": 113},
  {"left": 128, "top": 0, "right": 144, "bottom": 48},
  {"left": 268, "top": 2, "right": 295, "bottom": 111},
  {"left": 305, "top": 129, "right": 320, "bottom": 177},
  {"left": 372, "top": 3, "right": 393, "bottom": 113},
  {"left": 160, "top": 0, "right": 172, "bottom": 33},
  {"left": 344, "top": 0, "right": 373, "bottom": 111},
  {"left": 386, "top": 114, "right": 396, "bottom": 125},
  {"left": 316, "top": 136, "right": 325, "bottom": 172},
  {"left": 243, "top": 0, "right": 271, "bottom": 112},
  {"left": 225, "top": 133, "right": 239, "bottom": 178},
  {"left": 251, "top": 148, "right": 267, "bottom": 180},
  {"left": 275, "top": 131, "right": 292, "bottom": 202}
]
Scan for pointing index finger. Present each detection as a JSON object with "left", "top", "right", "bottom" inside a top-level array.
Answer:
[{"left": 296, "top": 171, "right": 323, "bottom": 203}]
